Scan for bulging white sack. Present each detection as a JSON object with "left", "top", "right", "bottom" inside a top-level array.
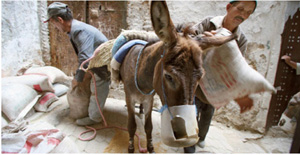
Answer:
[
  {"left": 24, "top": 66, "right": 71, "bottom": 85},
  {"left": 2, "top": 75, "right": 54, "bottom": 92},
  {"left": 34, "top": 92, "right": 59, "bottom": 112},
  {"left": 199, "top": 28, "right": 276, "bottom": 108},
  {"left": 1, "top": 84, "right": 38, "bottom": 121}
]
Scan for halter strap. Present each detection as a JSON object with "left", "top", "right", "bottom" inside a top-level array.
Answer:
[
  {"left": 160, "top": 49, "right": 174, "bottom": 119},
  {"left": 135, "top": 45, "right": 155, "bottom": 95}
]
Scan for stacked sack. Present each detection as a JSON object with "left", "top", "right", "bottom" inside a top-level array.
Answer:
[{"left": 1, "top": 66, "right": 71, "bottom": 127}]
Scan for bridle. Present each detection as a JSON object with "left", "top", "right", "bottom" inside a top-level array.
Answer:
[{"left": 134, "top": 45, "right": 155, "bottom": 95}]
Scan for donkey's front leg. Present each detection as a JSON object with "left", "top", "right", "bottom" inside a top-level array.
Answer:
[
  {"left": 127, "top": 103, "right": 137, "bottom": 153},
  {"left": 144, "top": 103, "right": 154, "bottom": 153}
]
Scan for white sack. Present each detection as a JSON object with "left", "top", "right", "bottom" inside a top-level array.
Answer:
[
  {"left": 2, "top": 115, "right": 9, "bottom": 128},
  {"left": 1, "top": 132, "right": 26, "bottom": 153},
  {"left": 199, "top": 28, "right": 276, "bottom": 108},
  {"left": 2, "top": 121, "right": 65, "bottom": 154},
  {"left": 34, "top": 92, "right": 59, "bottom": 112},
  {"left": 24, "top": 66, "right": 71, "bottom": 84},
  {"left": 1, "top": 84, "right": 38, "bottom": 121},
  {"left": 2, "top": 75, "right": 54, "bottom": 92},
  {"left": 53, "top": 83, "right": 69, "bottom": 97}
]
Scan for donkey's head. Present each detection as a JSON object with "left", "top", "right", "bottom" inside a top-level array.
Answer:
[
  {"left": 278, "top": 94, "right": 300, "bottom": 133},
  {"left": 151, "top": 1, "right": 236, "bottom": 107},
  {"left": 279, "top": 92, "right": 300, "bottom": 128},
  {"left": 151, "top": 1, "right": 204, "bottom": 147},
  {"left": 151, "top": 1, "right": 204, "bottom": 107}
]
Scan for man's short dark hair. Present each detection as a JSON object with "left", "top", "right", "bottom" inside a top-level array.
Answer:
[{"left": 52, "top": 7, "right": 73, "bottom": 22}]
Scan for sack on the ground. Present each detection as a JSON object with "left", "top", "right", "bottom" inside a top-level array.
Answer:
[
  {"left": 2, "top": 84, "right": 38, "bottom": 121},
  {"left": 199, "top": 28, "right": 276, "bottom": 108},
  {"left": 2, "top": 121, "right": 65, "bottom": 154},
  {"left": 67, "top": 73, "right": 92, "bottom": 119},
  {"left": 2, "top": 75, "right": 54, "bottom": 92},
  {"left": 24, "top": 66, "right": 71, "bottom": 84},
  {"left": 34, "top": 92, "right": 59, "bottom": 112},
  {"left": 2, "top": 115, "right": 9, "bottom": 128},
  {"left": 53, "top": 83, "right": 69, "bottom": 97}
]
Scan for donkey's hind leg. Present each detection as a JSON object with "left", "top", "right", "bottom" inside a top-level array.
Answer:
[{"left": 126, "top": 100, "right": 137, "bottom": 153}]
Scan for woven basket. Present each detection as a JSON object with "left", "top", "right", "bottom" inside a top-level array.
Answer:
[{"left": 87, "top": 39, "right": 115, "bottom": 71}]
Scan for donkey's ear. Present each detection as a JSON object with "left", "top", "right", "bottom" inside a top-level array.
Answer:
[{"left": 150, "top": 1, "right": 177, "bottom": 45}]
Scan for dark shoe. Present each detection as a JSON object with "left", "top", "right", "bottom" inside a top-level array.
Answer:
[{"left": 184, "top": 145, "right": 195, "bottom": 153}]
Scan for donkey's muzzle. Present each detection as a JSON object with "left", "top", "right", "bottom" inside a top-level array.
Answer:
[{"left": 278, "top": 113, "right": 296, "bottom": 134}]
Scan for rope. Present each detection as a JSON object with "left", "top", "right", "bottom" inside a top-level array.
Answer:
[
  {"left": 77, "top": 70, "right": 147, "bottom": 153},
  {"left": 134, "top": 46, "right": 155, "bottom": 95}
]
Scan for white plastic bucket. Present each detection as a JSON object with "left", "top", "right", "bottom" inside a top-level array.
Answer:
[{"left": 161, "top": 105, "right": 199, "bottom": 147}]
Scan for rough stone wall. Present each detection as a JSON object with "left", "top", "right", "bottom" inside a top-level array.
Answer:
[
  {"left": 127, "top": 1, "right": 152, "bottom": 31},
  {"left": 37, "top": 1, "right": 51, "bottom": 66},
  {"left": 1, "top": 1, "right": 49, "bottom": 77},
  {"left": 126, "top": 1, "right": 299, "bottom": 133}
]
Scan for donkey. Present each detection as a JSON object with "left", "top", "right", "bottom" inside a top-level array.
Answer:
[
  {"left": 119, "top": 1, "right": 236, "bottom": 153},
  {"left": 279, "top": 92, "right": 300, "bottom": 126}
]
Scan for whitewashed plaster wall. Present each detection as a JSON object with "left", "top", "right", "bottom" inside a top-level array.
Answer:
[
  {"left": 127, "top": 1, "right": 299, "bottom": 133},
  {"left": 1, "top": 0, "right": 50, "bottom": 77}
]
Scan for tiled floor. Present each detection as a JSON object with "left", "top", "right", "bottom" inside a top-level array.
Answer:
[{"left": 26, "top": 88, "right": 294, "bottom": 153}]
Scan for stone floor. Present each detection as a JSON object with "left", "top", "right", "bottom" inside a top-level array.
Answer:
[{"left": 26, "top": 89, "right": 294, "bottom": 153}]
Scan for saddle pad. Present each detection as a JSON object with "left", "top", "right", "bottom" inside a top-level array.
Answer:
[
  {"left": 113, "top": 39, "right": 148, "bottom": 64},
  {"left": 111, "top": 30, "right": 158, "bottom": 57}
]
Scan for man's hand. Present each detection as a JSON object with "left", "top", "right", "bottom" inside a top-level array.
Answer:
[
  {"left": 281, "top": 54, "right": 297, "bottom": 69},
  {"left": 234, "top": 96, "right": 253, "bottom": 113},
  {"left": 203, "top": 30, "right": 217, "bottom": 37},
  {"left": 281, "top": 55, "right": 291, "bottom": 63}
]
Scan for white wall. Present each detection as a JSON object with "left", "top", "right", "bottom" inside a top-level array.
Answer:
[{"left": 1, "top": 0, "right": 49, "bottom": 77}]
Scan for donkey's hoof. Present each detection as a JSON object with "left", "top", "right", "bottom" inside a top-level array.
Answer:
[
  {"left": 128, "top": 146, "right": 134, "bottom": 153},
  {"left": 147, "top": 146, "right": 155, "bottom": 153}
]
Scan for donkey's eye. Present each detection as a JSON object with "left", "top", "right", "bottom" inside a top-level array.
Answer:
[
  {"left": 289, "top": 103, "right": 296, "bottom": 107},
  {"left": 165, "top": 74, "right": 173, "bottom": 82}
]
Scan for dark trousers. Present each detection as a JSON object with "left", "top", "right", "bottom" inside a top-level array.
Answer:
[
  {"left": 196, "top": 97, "right": 215, "bottom": 140},
  {"left": 290, "top": 112, "right": 300, "bottom": 153},
  {"left": 184, "top": 97, "right": 215, "bottom": 153}
]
